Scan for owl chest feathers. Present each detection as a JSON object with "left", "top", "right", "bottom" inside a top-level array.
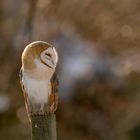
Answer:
[
  {"left": 23, "top": 74, "right": 50, "bottom": 104},
  {"left": 22, "top": 58, "right": 54, "bottom": 104}
]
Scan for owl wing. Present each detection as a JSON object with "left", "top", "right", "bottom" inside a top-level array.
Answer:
[
  {"left": 19, "top": 68, "right": 31, "bottom": 117},
  {"left": 49, "top": 72, "right": 59, "bottom": 113}
]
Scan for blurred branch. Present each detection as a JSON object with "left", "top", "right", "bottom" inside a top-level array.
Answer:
[{"left": 24, "top": 0, "right": 38, "bottom": 41}]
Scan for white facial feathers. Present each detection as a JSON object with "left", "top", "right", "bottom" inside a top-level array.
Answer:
[{"left": 40, "top": 47, "right": 58, "bottom": 69}]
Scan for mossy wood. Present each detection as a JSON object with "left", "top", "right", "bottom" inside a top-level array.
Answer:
[{"left": 31, "top": 114, "right": 57, "bottom": 140}]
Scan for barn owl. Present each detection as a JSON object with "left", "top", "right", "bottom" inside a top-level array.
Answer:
[{"left": 20, "top": 41, "right": 59, "bottom": 116}]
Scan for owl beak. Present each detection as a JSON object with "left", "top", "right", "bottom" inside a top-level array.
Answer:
[
  {"left": 45, "top": 58, "right": 56, "bottom": 68},
  {"left": 51, "top": 60, "right": 57, "bottom": 68}
]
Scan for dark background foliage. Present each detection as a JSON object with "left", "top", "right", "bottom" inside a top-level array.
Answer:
[{"left": 0, "top": 0, "right": 140, "bottom": 140}]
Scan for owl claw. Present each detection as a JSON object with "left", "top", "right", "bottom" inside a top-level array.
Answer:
[
  {"left": 49, "top": 103, "right": 55, "bottom": 114},
  {"left": 30, "top": 110, "right": 45, "bottom": 116},
  {"left": 38, "top": 110, "right": 45, "bottom": 115}
]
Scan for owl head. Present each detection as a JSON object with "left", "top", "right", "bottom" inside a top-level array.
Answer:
[{"left": 22, "top": 41, "right": 58, "bottom": 70}]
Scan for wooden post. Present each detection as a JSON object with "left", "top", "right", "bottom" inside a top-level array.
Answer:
[{"left": 31, "top": 114, "right": 57, "bottom": 140}]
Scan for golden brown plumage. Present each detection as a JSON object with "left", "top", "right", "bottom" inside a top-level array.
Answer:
[{"left": 22, "top": 42, "right": 51, "bottom": 70}]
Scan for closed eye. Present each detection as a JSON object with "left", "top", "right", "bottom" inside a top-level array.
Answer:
[{"left": 45, "top": 53, "right": 51, "bottom": 57}]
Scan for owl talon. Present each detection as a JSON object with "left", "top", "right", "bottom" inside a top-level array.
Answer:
[
  {"left": 38, "top": 110, "right": 44, "bottom": 115},
  {"left": 49, "top": 103, "right": 55, "bottom": 114}
]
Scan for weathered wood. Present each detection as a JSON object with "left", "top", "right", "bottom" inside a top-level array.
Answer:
[{"left": 31, "top": 114, "right": 57, "bottom": 140}]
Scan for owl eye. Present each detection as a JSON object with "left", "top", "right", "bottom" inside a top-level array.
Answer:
[{"left": 45, "top": 53, "right": 51, "bottom": 57}]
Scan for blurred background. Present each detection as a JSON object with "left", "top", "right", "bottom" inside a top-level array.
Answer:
[{"left": 0, "top": 0, "right": 140, "bottom": 140}]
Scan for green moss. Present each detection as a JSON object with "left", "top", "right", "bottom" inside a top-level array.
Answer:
[{"left": 31, "top": 114, "right": 57, "bottom": 140}]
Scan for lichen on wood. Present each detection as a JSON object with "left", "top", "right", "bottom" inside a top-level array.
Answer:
[{"left": 31, "top": 114, "right": 57, "bottom": 140}]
